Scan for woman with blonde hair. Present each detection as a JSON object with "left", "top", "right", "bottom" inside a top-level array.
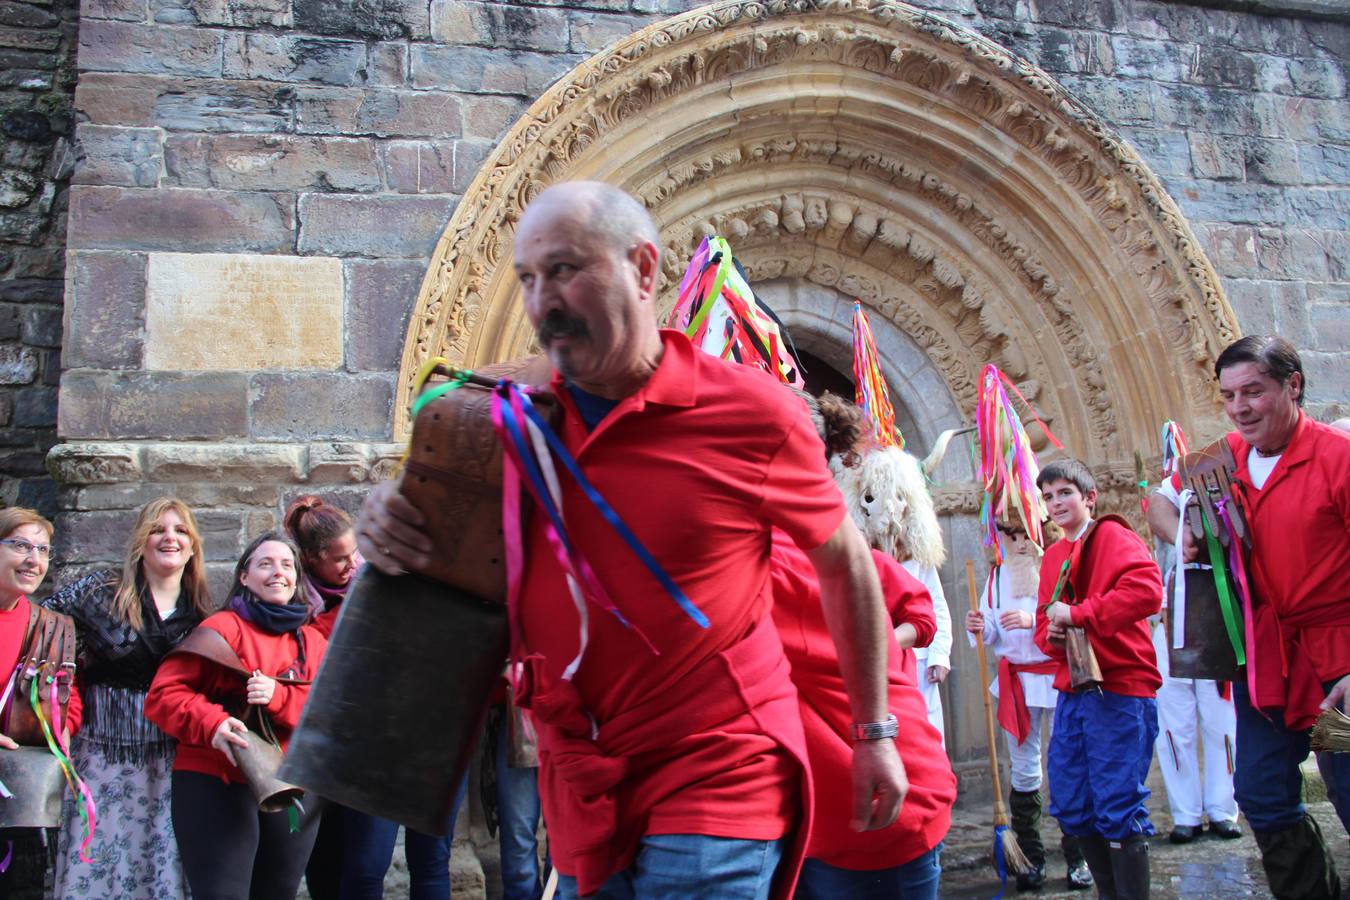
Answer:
[{"left": 45, "top": 497, "right": 213, "bottom": 900}]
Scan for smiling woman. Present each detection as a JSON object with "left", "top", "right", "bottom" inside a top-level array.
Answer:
[{"left": 43, "top": 497, "right": 214, "bottom": 900}]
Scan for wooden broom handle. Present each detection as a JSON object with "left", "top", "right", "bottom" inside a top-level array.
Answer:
[{"left": 967, "top": 559, "right": 1007, "bottom": 807}]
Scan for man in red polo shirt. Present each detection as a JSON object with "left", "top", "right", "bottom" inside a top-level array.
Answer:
[
  {"left": 1146, "top": 335, "right": 1350, "bottom": 900},
  {"left": 357, "top": 181, "right": 905, "bottom": 898}
]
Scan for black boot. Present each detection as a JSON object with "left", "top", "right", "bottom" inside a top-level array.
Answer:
[
  {"left": 1076, "top": 834, "right": 1117, "bottom": 900},
  {"left": 1011, "top": 790, "right": 1047, "bottom": 890},
  {"left": 1062, "top": 833, "right": 1093, "bottom": 890},
  {"left": 1253, "top": 814, "right": 1343, "bottom": 900},
  {"left": 1108, "top": 835, "right": 1150, "bottom": 900}
]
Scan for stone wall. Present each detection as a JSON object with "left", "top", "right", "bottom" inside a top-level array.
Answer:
[{"left": 0, "top": 0, "right": 77, "bottom": 516}]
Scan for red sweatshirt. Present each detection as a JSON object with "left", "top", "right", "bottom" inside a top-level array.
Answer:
[
  {"left": 0, "top": 596, "right": 82, "bottom": 737},
  {"left": 1034, "top": 517, "right": 1163, "bottom": 697},
  {"left": 770, "top": 530, "right": 954, "bottom": 869},
  {"left": 145, "top": 611, "right": 327, "bottom": 783}
]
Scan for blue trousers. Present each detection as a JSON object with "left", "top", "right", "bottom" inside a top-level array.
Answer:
[
  {"left": 795, "top": 842, "right": 943, "bottom": 900},
  {"left": 555, "top": 835, "right": 785, "bottom": 899},
  {"left": 495, "top": 712, "right": 544, "bottom": 900},
  {"left": 339, "top": 777, "right": 466, "bottom": 900},
  {"left": 1048, "top": 690, "right": 1158, "bottom": 840},
  {"left": 1234, "top": 679, "right": 1350, "bottom": 835}
]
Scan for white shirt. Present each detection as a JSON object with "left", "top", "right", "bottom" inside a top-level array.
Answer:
[
  {"left": 968, "top": 564, "right": 1059, "bottom": 710},
  {"left": 1247, "top": 448, "right": 1281, "bottom": 490},
  {"left": 903, "top": 561, "right": 952, "bottom": 671}
]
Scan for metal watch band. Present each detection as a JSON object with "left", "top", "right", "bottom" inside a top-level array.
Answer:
[{"left": 851, "top": 713, "right": 898, "bottom": 741}]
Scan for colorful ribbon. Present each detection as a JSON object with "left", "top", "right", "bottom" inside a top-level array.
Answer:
[
  {"left": 31, "top": 673, "right": 97, "bottom": 862},
  {"left": 850, "top": 301, "right": 900, "bottom": 448},
  {"left": 1199, "top": 508, "right": 1246, "bottom": 667},
  {"left": 992, "top": 823, "right": 1010, "bottom": 899}
]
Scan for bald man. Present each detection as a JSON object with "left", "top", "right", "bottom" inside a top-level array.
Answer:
[{"left": 358, "top": 182, "right": 906, "bottom": 899}]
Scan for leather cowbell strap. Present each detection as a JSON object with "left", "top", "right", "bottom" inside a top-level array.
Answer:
[{"left": 3, "top": 604, "right": 77, "bottom": 747}]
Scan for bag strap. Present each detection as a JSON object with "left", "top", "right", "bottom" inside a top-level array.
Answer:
[{"left": 168, "top": 627, "right": 311, "bottom": 686}]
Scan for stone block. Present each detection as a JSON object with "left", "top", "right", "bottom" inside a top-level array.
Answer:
[
  {"left": 293, "top": 0, "right": 430, "bottom": 40},
  {"left": 58, "top": 371, "right": 250, "bottom": 439},
  {"left": 64, "top": 251, "right": 146, "bottom": 369},
  {"left": 68, "top": 185, "right": 296, "bottom": 253},
  {"left": 1299, "top": 144, "right": 1350, "bottom": 186},
  {"left": 453, "top": 139, "right": 492, "bottom": 193},
  {"left": 345, "top": 258, "right": 423, "bottom": 371},
  {"left": 369, "top": 41, "right": 406, "bottom": 86},
  {"left": 0, "top": 306, "right": 17, "bottom": 340},
  {"left": 45, "top": 441, "right": 143, "bottom": 485},
  {"left": 1190, "top": 47, "right": 1258, "bottom": 92},
  {"left": 21, "top": 305, "right": 60, "bottom": 348},
  {"left": 306, "top": 442, "right": 373, "bottom": 483},
  {"left": 149, "top": 0, "right": 290, "bottom": 27},
  {"left": 1033, "top": 0, "right": 1118, "bottom": 31},
  {"left": 431, "top": 1, "right": 568, "bottom": 52},
  {"left": 1255, "top": 227, "right": 1332, "bottom": 282},
  {"left": 55, "top": 507, "right": 141, "bottom": 563},
  {"left": 630, "top": 0, "right": 709, "bottom": 11},
  {"left": 1152, "top": 83, "right": 1255, "bottom": 135},
  {"left": 1309, "top": 287, "right": 1350, "bottom": 352},
  {"left": 0, "top": 393, "right": 10, "bottom": 425},
  {"left": 1242, "top": 137, "right": 1301, "bottom": 186},
  {"left": 1285, "top": 187, "right": 1350, "bottom": 230},
  {"left": 1195, "top": 222, "right": 1258, "bottom": 277},
  {"left": 78, "top": 20, "right": 222, "bottom": 76},
  {"left": 223, "top": 33, "right": 367, "bottom": 86},
  {"left": 1055, "top": 74, "right": 1154, "bottom": 127},
  {"left": 0, "top": 277, "right": 61, "bottom": 303},
  {"left": 1115, "top": 127, "right": 1191, "bottom": 178},
  {"left": 298, "top": 193, "right": 452, "bottom": 258},
  {"left": 1288, "top": 58, "right": 1346, "bottom": 100},
  {"left": 81, "top": 0, "right": 147, "bottom": 22},
  {"left": 1301, "top": 351, "right": 1345, "bottom": 407},
  {"left": 296, "top": 87, "right": 462, "bottom": 138},
  {"left": 460, "top": 94, "right": 525, "bottom": 140},
  {"left": 1109, "top": 35, "right": 1182, "bottom": 83},
  {"left": 14, "top": 385, "right": 57, "bottom": 427},
  {"left": 568, "top": 11, "right": 648, "bottom": 54},
  {"left": 0, "top": 345, "right": 38, "bottom": 384},
  {"left": 1186, "top": 131, "right": 1243, "bottom": 181},
  {"left": 1167, "top": 178, "right": 1286, "bottom": 227},
  {"left": 1254, "top": 55, "right": 1294, "bottom": 96},
  {"left": 144, "top": 252, "right": 344, "bottom": 370},
  {"left": 143, "top": 443, "right": 305, "bottom": 481},
  {"left": 249, "top": 372, "right": 394, "bottom": 440},
  {"left": 383, "top": 140, "right": 454, "bottom": 194},
  {"left": 0, "top": 25, "right": 60, "bottom": 52},
  {"left": 1254, "top": 95, "right": 1350, "bottom": 143},
  {"left": 1223, "top": 279, "right": 1312, "bottom": 349},
  {"left": 77, "top": 73, "right": 295, "bottom": 133},
  {"left": 164, "top": 134, "right": 381, "bottom": 191},
  {"left": 409, "top": 45, "right": 573, "bottom": 96},
  {"left": 73, "top": 479, "right": 284, "bottom": 510},
  {"left": 73, "top": 124, "right": 164, "bottom": 188}
]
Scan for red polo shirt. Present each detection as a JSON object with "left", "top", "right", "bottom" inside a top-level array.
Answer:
[
  {"left": 1226, "top": 414, "right": 1350, "bottom": 727},
  {"left": 1034, "top": 516, "right": 1163, "bottom": 697},
  {"left": 0, "top": 596, "right": 83, "bottom": 737},
  {"left": 516, "top": 331, "right": 846, "bottom": 891}
]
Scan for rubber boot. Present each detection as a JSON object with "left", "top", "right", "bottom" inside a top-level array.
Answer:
[
  {"left": 1107, "top": 834, "right": 1149, "bottom": 900},
  {"left": 1010, "top": 790, "right": 1047, "bottom": 890},
  {"left": 1253, "top": 814, "right": 1342, "bottom": 900},
  {"left": 1062, "top": 833, "right": 1093, "bottom": 890},
  {"left": 1076, "top": 834, "right": 1116, "bottom": 900}
]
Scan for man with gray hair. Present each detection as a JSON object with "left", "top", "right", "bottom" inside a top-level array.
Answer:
[{"left": 357, "top": 181, "right": 906, "bottom": 898}]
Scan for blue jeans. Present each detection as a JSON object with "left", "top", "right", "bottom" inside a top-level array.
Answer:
[
  {"left": 1234, "top": 679, "right": 1350, "bottom": 835},
  {"left": 340, "top": 777, "right": 466, "bottom": 900},
  {"left": 555, "top": 834, "right": 785, "bottom": 899},
  {"left": 496, "top": 713, "right": 544, "bottom": 900},
  {"left": 795, "top": 842, "right": 943, "bottom": 900},
  {"left": 1048, "top": 690, "right": 1158, "bottom": 840}
]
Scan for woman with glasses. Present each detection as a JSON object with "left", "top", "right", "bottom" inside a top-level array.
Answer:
[
  {"left": 0, "top": 507, "right": 83, "bottom": 897},
  {"left": 44, "top": 498, "right": 213, "bottom": 900}
]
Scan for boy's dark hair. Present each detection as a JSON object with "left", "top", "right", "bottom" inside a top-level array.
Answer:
[
  {"left": 1214, "top": 335, "right": 1304, "bottom": 406},
  {"left": 1036, "top": 458, "right": 1096, "bottom": 496}
]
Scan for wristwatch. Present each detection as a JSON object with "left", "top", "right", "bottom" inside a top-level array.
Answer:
[{"left": 851, "top": 713, "right": 898, "bottom": 741}]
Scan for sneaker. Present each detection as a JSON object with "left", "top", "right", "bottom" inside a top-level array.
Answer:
[
  {"left": 1169, "top": 824, "right": 1198, "bottom": 844},
  {"left": 1016, "top": 864, "right": 1046, "bottom": 891},
  {"left": 1066, "top": 859, "right": 1093, "bottom": 890},
  {"left": 1209, "top": 819, "right": 1242, "bottom": 839}
]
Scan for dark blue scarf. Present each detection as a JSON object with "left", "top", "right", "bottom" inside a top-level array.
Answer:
[{"left": 229, "top": 591, "right": 310, "bottom": 635}]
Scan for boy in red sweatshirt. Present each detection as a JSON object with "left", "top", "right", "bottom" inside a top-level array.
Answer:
[{"left": 1033, "top": 460, "right": 1163, "bottom": 900}]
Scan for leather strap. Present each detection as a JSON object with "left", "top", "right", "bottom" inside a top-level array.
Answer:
[{"left": 168, "top": 627, "right": 311, "bottom": 686}]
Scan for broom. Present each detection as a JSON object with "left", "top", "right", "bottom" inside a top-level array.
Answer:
[
  {"left": 966, "top": 558, "right": 1034, "bottom": 880},
  {"left": 1311, "top": 707, "right": 1350, "bottom": 753}
]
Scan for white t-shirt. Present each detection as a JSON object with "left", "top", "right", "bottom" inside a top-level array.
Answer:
[{"left": 1247, "top": 448, "right": 1281, "bottom": 489}]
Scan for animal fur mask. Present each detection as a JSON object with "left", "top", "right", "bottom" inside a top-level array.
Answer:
[{"left": 831, "top": 445, "right": 946, "bottom": 570}]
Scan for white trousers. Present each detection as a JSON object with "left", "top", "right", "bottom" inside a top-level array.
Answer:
[
  {"left": 1153, "top": 629, "right": 1239, "bottom": 826},
  {"left": 916, "top": 674, "right": 945, "bottom": 749},
  {"left": 1005, "top": 704, "right": 1050, "bottom": 793}
]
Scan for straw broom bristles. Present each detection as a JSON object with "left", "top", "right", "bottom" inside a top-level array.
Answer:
[{"left": 1311, "top": 707, "right": 1350, "bottom": 753}]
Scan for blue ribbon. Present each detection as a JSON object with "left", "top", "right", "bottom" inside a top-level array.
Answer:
[
  {"left": 508, "top": 383, "right": 709, "bottom": 630},
  {"left": 992, "top": 823, "right": 1009, "bottom": 900}
]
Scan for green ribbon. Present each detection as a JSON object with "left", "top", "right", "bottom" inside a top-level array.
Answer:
[
  {"left": 1044, "top": 558, "right": 1072, "bottom": 611},
  {"left": 1200, "top": 514, "right": 1246, "bottom": 666},
  {"left": 410, "top": 370, "right": 472, "bottom": 420},
  {"left": 287, "top": 799, "right": 304, "bottom": 833}
]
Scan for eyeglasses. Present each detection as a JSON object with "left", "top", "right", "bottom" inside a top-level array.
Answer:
[{"left": 0, "top": 538, "right": 53, "bottom": 559}]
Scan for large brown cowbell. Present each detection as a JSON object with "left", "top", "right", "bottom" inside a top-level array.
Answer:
[{"left": 283, "top": 357, "right": 555, "bottom": 836}]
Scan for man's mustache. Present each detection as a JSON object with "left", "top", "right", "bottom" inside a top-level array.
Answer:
[{"left": 537, "top": 311, "right": 589, "bottom": 345}]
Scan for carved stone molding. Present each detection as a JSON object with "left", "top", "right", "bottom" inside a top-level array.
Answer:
[
  {"left": 47, "top": 442, "right": 403, "bottom": 486},
  {"left": 400, "top": 0, "right": 1239, "bottom": 474}
]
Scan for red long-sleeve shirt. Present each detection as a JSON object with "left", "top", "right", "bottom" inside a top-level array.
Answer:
[
  {"left": 145, "top": 611, "right": 327, "bottom": 783},
  {"left": 0, "top": 596, "right": 82, "bottom": 737},
  {"left": 1034, "top": 516, "right": 1163, "bottom": 697}
]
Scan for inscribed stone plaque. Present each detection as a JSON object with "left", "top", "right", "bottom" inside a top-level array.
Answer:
[{"left": 145, "top": 253, "right": 344, "bottom": 371}]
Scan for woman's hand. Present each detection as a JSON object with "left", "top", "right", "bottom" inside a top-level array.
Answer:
[
  {"left": 1322, "top": 674, "right": 1350, "bottom": 714},
  {"left": 0, "top": 734, "right": 17, "bottom": 751},
  {"left": 999, "top": 609, "right": 1034, "bottom": 631},
  {"left": 246, "top": 670, "right": 277, "bottom": 706},
  {"left": 965, "top": 610, "right": 984, "bottom": 636},
  {"left": 211, "top": 717, "right": 250, "bottom": 764}
]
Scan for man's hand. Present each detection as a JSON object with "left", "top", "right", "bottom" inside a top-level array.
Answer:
[
  {"left": 851, "top": 738, "right": 907, "bottom": 831},
  {"left": 355, "top": 480, "right": 432, "bottom": 575},
  {"left": 211, "top": 717, "right": 250, "bottom": 765},
  {"left": 999, "top": 609, "right": 1034, "bottom": 631},
  {"left": 1045, "top": 601, "right": 1074, "bottom": 627},
  {"left": 0, "top": 734, "right": 17, "bottom": 750},
  {"left": 1322, "top": 674, "right": 1350, "bottom": 714},
  {"left": 965, "top": 610, "right": 984, "bottom": 636},
  {"left": 1179, "top": 527, "right": 1200, "bottom": 564},
  {"left": 1046, "top": 619, "right": 1067, "bottom": 644},
  {"left": 927, "top": 665, "right": 949, "bottom": 685}
]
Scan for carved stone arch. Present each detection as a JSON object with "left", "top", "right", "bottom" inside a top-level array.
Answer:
[{"left": 399, "top": 0, "right": 1239, "bottom": 484}]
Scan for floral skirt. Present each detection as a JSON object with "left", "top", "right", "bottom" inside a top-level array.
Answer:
[{"left": 52, "top": 739, "right": 189, "bottom": 900}]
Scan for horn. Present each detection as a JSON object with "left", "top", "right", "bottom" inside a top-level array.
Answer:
[
  {"left": 234, "top": 730, "right": 304, "bottom": 813},
  {"left": 0, "top": 747, "right": 65, "bottom": 828},
  {"left": 920, "top": 425, "right": 976, "bottom": 477}
]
